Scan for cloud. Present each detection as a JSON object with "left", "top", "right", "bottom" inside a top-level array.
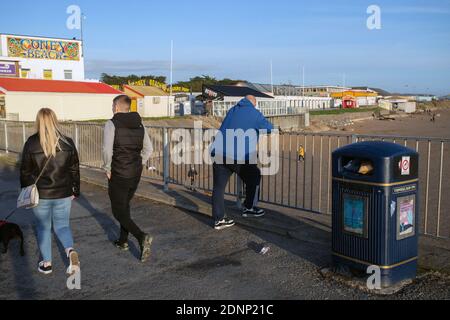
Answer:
[{"left": 85, "top": 59, "right": 213, "bottom": 76}]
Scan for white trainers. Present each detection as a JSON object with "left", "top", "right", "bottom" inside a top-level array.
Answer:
[{"left": 214, "top": 218, "right": 235, "bottom": 230}]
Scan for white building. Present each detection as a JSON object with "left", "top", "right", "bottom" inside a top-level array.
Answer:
[
  {"left": 0, "top": 34, "right": 84, "bottom": 81},
  {"left": 379, "top": 98, "right": 417, "bottom": 113},
  {"left": 123, "top": 85, "right": 176, "bottom": 118},
  {"left": 274, "top": 96, "right": 334, "bottom": 110},
  {"left": 237, "top": 82, "right": 351, "bottom": 98},
  {"left": 0, "top": 78, "right": 122, "bottom": 121}
]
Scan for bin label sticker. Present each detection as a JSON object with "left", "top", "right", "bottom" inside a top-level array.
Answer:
[
  {"left": 397, "top": 195, "right": 415, "bottom": 240},
  {"left": 400, "top": 156, "right": 411, "bottom": 176},
  {"left": 343, "top": 195, "right": 366, "bottom": 236},
  {"left": 393, "top": 184, "right": 417, "bottom": 194}
]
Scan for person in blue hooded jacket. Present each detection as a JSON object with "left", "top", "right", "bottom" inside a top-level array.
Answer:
[{"left": 210, "top": 95, "right": 274, "bottom": 230}]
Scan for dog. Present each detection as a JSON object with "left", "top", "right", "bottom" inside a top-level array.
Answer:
[{"left": 0, "top": 220, "right": 25, "bottom": 256}]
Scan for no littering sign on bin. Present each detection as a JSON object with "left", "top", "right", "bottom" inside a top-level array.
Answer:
[{"left": 400, "top": 156, "right": 411, "bottom": 176}]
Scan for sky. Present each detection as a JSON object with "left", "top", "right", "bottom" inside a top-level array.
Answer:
[{"left": 1, "top": 0, "right": 450, "bottom": 95}]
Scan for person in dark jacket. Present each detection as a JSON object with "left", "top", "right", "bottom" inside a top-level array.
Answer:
[
  {"left": 103, "top": 95, "right": 153, "bottom": 262},
  {"left": 20, "top": 108, "right": 80, "bottom": 275},
  {"left": 211, "top": 95, "right": 274, "bottom": 230}
]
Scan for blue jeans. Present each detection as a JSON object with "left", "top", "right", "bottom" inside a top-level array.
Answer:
[{"left": 32, "top": 197, "right": 74, "bottom": 263}]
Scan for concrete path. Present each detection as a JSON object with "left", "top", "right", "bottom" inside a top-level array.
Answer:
[{"left": 1, "top": 163, "right": 449, "bottom": 300}]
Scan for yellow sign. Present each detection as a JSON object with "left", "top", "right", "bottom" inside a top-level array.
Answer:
[
  {"left": 129, "top": 79, "right": 168, "bottom": 91},
  {"left": 111, "top": 85, "right": 123, "bottom": 91},
  {"left": 172, "top": 86, "right": 190, "bottom": 93},
  {"left": 7, "top": 37, "right": 80, "bottom": 61},
  {"left": 43, "top": 69, "right": 53, "bottom": 80},
  {"left": 128, "top": 79, "right": 189, "bottom": 93},
  {"left": 21, "top": 69, "right": 30, "bottom": 78},
  {"left": 130, "top": 99, "right": 138, "bottom": 112}
]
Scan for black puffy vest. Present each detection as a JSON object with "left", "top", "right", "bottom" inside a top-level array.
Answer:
[{"left": 111, "top": 112, "right": 145, "bottom": 178}]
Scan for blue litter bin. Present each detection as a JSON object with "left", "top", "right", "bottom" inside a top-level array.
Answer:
[{"left": 332, "top": 141, "right": 419, "bottom": 287}]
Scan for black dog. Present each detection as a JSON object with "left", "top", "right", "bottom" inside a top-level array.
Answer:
[{"left": 0, "top": 221, "right": 25, "bottom": 256}]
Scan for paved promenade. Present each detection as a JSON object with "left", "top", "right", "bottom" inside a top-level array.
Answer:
[{"left": 0, "top": 162, "right": 449, "bottom": 300}]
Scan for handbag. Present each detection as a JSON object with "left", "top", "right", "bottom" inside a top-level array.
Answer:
[{"left": 17, "top": 155, "right": 53, "bottom": 210}]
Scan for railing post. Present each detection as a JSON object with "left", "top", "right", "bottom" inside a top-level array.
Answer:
[
  {"left": 74, "top": 123, "right": 79, "bottom": 150},
  {"left": 163, "top": 127, "right": 170, "bottom": 191},
  {"left": 4, "top": 121, "right": 8, "bottom": 154},
  {"left": 22, "top": 122, "right": 26, "bottom": 145}
]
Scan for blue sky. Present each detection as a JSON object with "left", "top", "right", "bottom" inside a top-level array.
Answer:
[{"left": 1, "top": 0, "right": 449, "bottom": 95}]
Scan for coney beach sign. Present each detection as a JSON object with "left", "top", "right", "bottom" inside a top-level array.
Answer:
[{"left": 7, "top": 36, "right": 80, "bottom": 61}]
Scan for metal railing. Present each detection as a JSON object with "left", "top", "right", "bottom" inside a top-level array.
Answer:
[{"left": 1, "top": 120, "right": 449, "bottom": 239}]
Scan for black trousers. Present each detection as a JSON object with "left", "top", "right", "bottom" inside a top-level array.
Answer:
[
  {"left": 108, "top": 175, "right": 145, "bottom": 243},
  {"left": 212, "top": 163, "right": 261, "bottom": 222}
]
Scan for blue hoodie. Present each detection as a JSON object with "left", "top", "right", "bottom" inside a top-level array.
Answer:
[{"left": 211, "top": 98, "right": 274, "bottom": 163}]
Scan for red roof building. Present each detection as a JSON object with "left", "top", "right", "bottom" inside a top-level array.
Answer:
[
  {"left": 0, "top": 78, "right": 122, "bottom": 94},
  {"left": 0, "top": 78, "right": 124, "bottom": 121}
]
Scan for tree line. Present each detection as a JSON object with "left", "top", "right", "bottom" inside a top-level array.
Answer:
[{"left": 101, "top": 74, "right": 243, "bottom": 92}]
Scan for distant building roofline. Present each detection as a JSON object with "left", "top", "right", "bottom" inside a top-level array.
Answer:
[
  {"left": 391, "top": 93, "right": 437, "bottom": 97},
  {"left": 246, "top": 82, "right": 350, "bottom": 89},
  {"left": 203, "top": 84, "right": 274, "bottom": 99}
]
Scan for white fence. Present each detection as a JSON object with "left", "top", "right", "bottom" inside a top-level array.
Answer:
[{"left": 212, "top": 97, "right": 333, "bottom": 117}]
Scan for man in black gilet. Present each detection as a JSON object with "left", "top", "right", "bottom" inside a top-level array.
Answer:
[{"left": 103, "top": 95, "right": 153, "bottom": 262}]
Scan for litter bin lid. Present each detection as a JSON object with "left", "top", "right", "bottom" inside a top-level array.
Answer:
[
  {"left": 333, "top": 141, "right": 419, "bottom": 184},
  {"left": 333, "top": 141, "right": 417, "bottom": 159}
]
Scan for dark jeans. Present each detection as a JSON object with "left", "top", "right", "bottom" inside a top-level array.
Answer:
[
  {"left": 212, "top": 163, "right": 261, "bottom": 222},
  {"left": 108, "top": 175, "right": 145, "bottom": 244}
]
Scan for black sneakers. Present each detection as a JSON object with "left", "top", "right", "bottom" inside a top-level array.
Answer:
[
  {"left": 242, "top": 207, "right": 266, "bottom": 218},
  {"left": 140, "top": 234, "right": 153, "bottom": 263},
  {"left": 214, "top": 218, "right": 235, "bottom": 230},
  {"left": 38, "top": 262, "right": 53, "bottom": 275},
  {"left": 114, "top": 240, "right": 130, "bottom": 251}
]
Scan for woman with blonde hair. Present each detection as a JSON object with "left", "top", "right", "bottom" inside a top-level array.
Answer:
[{"left": 20, "top": 108, "right": 80, "bottom": 275}]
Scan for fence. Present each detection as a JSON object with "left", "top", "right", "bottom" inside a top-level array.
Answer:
[
  {"left": 1, "top": 120, "right": 449, "bottom": 239},
  {"left": 212, "top": 100, "right": 310, "bottom": 118}
]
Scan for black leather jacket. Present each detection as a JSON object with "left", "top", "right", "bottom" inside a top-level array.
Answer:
[{"left": 20, "top": 134, "right": 80, "bottom": 199}]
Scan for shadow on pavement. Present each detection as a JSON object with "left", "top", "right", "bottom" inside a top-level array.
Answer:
[
  {"left": 0, "top": 163, "right": 39, "bottom": 299},
  {"left": 174, "top": 189, "right": 332, "bottom": 270}
]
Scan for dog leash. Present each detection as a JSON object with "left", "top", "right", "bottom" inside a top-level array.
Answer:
[{"left": 3, "top": 208, "right": 18, "bottom": 222}]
